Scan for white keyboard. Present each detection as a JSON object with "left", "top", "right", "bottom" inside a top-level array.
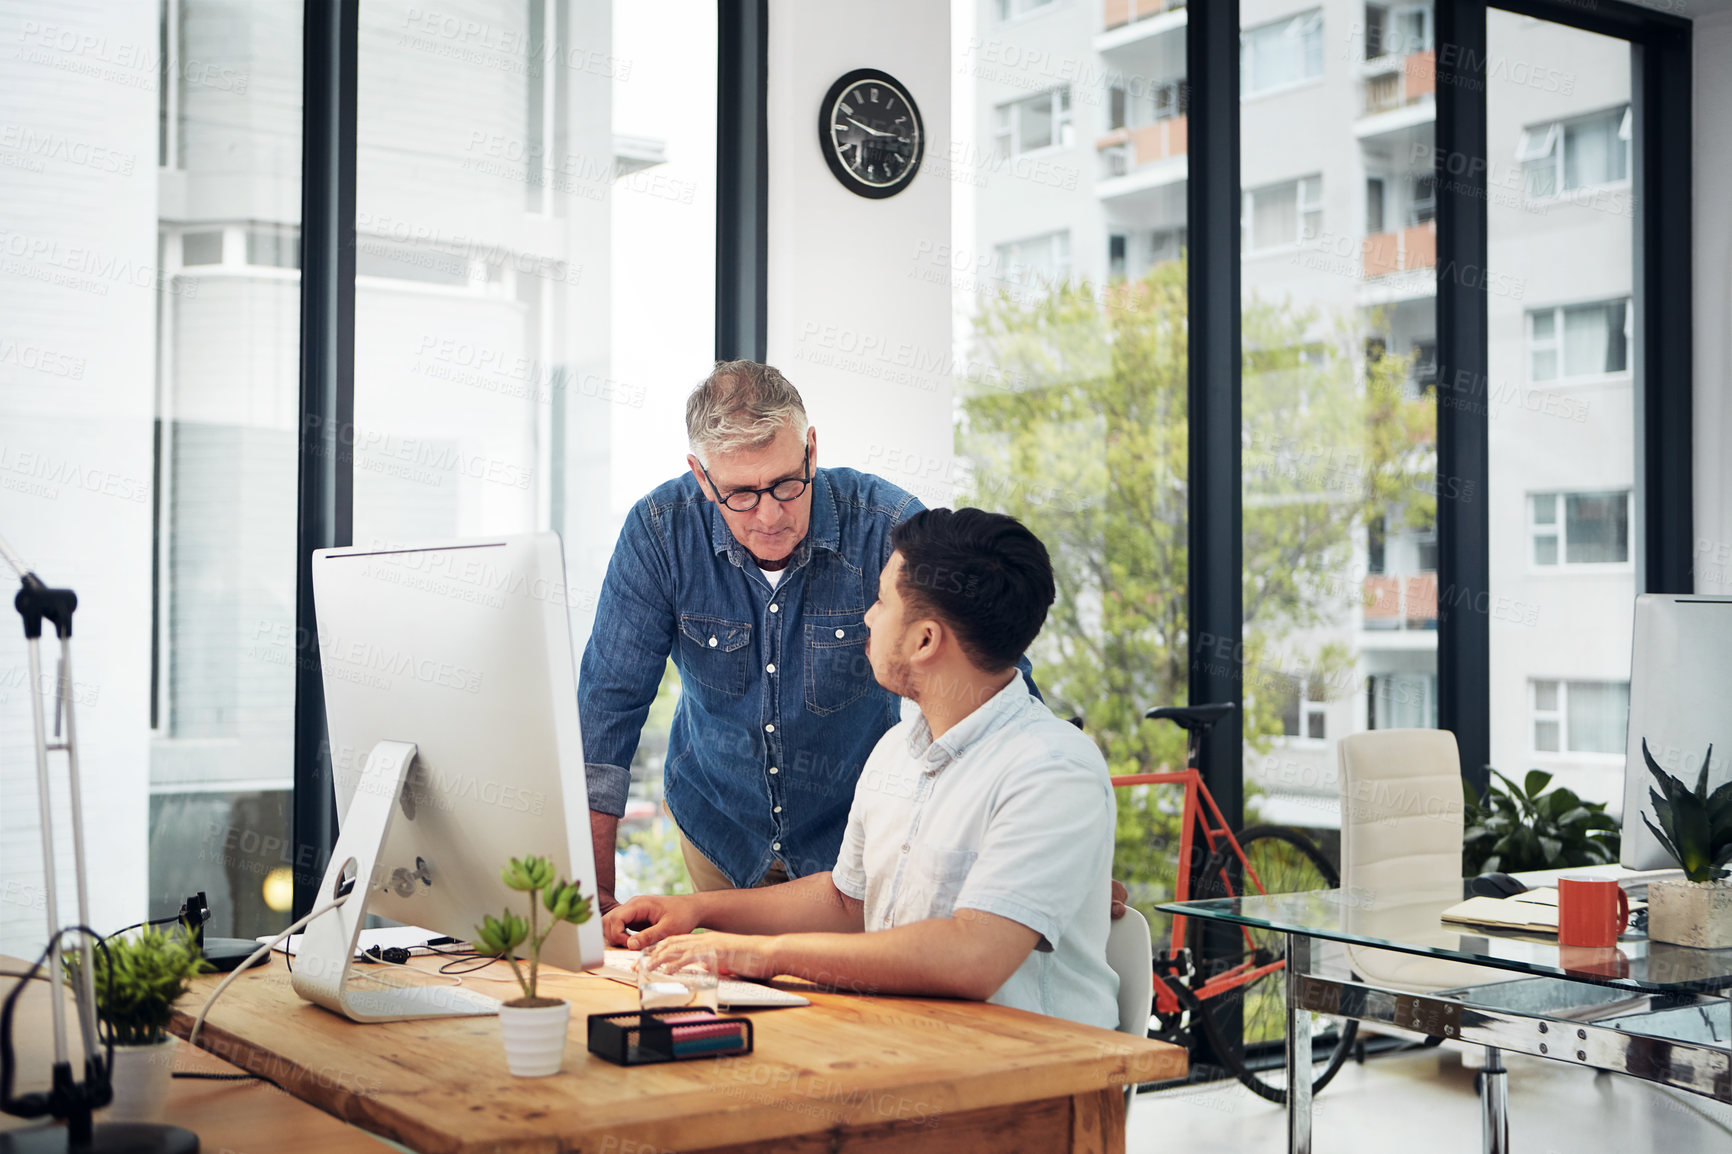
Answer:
[{"left": 601, "top": 950, "right": 810, "bottom": 1009}]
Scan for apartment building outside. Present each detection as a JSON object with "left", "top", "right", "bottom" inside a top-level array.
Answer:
[{"left": 962, "top": 0, "right": 1637, "bottom": 826}]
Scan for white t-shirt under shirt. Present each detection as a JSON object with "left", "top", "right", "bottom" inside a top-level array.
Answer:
[
  {"left": 830, "top": 676, "right": 1120, "bottom": 1029},
  {"left": 759, "top": 566, "right": 784, "bottom": 589}
]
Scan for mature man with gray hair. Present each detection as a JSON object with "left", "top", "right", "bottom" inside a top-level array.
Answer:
[{"left": 578, "top": 360, "right": 932, "bottom": 910}]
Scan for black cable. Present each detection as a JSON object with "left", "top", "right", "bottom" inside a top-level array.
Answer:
[
  {"left": 102, "top": 914, "right": 183, "bottom": 942},
  {"left": 1, "top": 926, "right": 113, "bottom": 1121}
]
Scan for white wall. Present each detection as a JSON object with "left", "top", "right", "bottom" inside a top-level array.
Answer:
[
  {"left": 764, "top": 0, "right": 956, "bottom": 507},
  {"left": 1693, "top": 6, "right": 1732, "bottom": 596},
  {"left": 0, "top": 0, "right": 158, "bottom": 955}
]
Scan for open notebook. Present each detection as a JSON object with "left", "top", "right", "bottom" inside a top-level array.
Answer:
[
  {"left": 1441, "top": 888, "right": 1646, "bottom": 935},
  {"left": 600, "top": 949, "right": 810, "bottom": 1009}
]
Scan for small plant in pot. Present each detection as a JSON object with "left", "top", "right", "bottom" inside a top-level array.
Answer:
[
  {"left": 1639, "top": 739, "right": 1732, "bottom": 950},
  {"left": 66, "top": 925, "right": 212, "bottom": 1122},
  {"left": 475, "top": 855, "right": 591, "bottom": 1077}
]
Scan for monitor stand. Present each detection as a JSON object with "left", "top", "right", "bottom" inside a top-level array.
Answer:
[{"left": 290, "top": 740, "right": 500, "bottom": 1023}]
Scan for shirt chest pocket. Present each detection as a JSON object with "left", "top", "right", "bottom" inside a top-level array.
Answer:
[
  {"left": 908, "top": 845, "right": 978, "bottom": 921},
  {"left": 804, "top": 618, "right": 872, "bottom": 715},
  {"left": 677, "top": 614, "right": 752, "bottom": 696}
]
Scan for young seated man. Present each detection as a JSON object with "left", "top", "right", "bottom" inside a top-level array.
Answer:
[{"left": 602, "top": 507, "right": 1119, "bottom": 1029}]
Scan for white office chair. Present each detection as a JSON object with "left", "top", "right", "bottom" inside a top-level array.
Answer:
[
  {"left": 1337, "top": 728, "right": 1506, "bottom": 993},
  {"left": 1105, "top": 904, "right": 1155, "bottom": 1110}
]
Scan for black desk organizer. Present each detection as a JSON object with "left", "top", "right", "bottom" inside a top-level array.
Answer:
[{"left": 587, "top": 1009, "right": 755, "bottom": 1066}]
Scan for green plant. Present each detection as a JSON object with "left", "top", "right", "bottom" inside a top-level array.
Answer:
[
  {"left": 474, "top": 855, "right": 591, "bottom": 1004},
  {"left": 1462, "top": 769, "right": 1621, "bottom": 875},
  {"left": 1640, "top": 739, "right": 1732, "bottom": 884},
  {"left": 65, "top": 926, "right": 211, "bottom": 1046}
]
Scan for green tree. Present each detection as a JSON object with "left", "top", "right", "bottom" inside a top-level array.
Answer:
[{"left": 957, "top": 258, "right": 1433, "bottom": 917}]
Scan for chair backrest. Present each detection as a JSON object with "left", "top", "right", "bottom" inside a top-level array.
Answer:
[
  {"left": 1337, "top": 728, "right": 1464, "bottom": 896},
  {"left": 1104, "top": 905, "right": 1154, "bottom": 1037}
]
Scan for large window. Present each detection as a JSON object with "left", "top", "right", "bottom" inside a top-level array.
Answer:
[
  {"left": 1489, "top": 11, "right": 1636, "bottom": 801},
  {"left": 1241, "top": 10, "right": 1324, "bottom": 97}
]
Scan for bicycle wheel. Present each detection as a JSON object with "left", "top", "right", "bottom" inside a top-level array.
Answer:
[{"left": 1182, "top": 824, "right": 1357, "bottom": 1105}]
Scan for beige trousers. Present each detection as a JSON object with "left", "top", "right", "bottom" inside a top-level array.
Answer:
[{"left": 674, "top": 823, "right": 789, "bottom": 892}]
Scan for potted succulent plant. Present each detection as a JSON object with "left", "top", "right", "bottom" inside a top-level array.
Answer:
[
  {"left": 1639, "top": 739, "right": 1732, "bottom": 949},
  {"left": 475, "top": 855, "right": 592, "bottom": 1077},
  {"left": 66, "top": 926, "right": 211, "bottom": 1121}
]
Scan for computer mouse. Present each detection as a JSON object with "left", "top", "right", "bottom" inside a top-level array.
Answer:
[{"left": 1469, "top": 872, "right": 1529, "bottom": 899}]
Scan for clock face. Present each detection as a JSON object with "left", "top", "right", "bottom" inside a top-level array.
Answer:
[{"left": 819, "top": 69, "right": 924, "bottom": 199}]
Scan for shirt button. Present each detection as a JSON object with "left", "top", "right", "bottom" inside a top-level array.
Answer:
[
  {"left": 769, "top": 603, "right": 780, "bottom": 613},
  {"left": 834, "top": 628, "right": 845, "bottom": 639},
  {"left": 766, "top": 663, "right": 776, "bottom": 673},
  {"left": 773, "top": 805, "right": 782, "bottom": 813},
  {"left": 708, "top": 636, "right": 718, "bottom": 647},
  {"left": 901, "top": 844, "right": 910, "bottom": 853},
  {"left": 772, "top": 842, "right": 781, "bottom": 851},
  {"left": 765, "top": 723, "right": 774, "bottom": 733},
  {"left": 769, "top": 766, "right": 779, "bottom": 775}
]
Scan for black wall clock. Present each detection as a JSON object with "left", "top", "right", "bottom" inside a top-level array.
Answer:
[{"left": 818, "top": 68, "right": 924, "bottom": 199}]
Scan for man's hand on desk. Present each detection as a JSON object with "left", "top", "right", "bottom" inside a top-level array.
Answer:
[{"left": 603, "top": 893, "right": 703, "bottom": 950}]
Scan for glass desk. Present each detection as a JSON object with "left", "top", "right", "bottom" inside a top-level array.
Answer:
[{"left": 1160, "top": 883, "right": 1732, "bottom": 1154}]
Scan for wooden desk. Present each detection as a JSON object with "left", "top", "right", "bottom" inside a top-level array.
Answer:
[
  {"left": 0, "top": 956, "right": 391, "bottom": 1153},
  {"left": 169, "top": 957, "right": 1184, "bottom": 1154}
]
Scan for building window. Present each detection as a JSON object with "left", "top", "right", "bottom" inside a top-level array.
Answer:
[
  {"left": 1530, "top": 491, "right": 1630, "bottom": 566},
  {"left": 1278, "top": 676, "right": 1328, "bottom": 741},
  {"left": 1242, "top": 176, "right": 1322, "bottom": 251},
  {"left": 1517, "top": 105, "right": 1630, "bottom": 199},
  {"left": 1410, "top": 339, "right": 1438, "bottom": 390},
  {"left": 994, "top": 88, "right": 1072, "bottom": 157},
  {"left": 1108, "top": 234, "right": 1127, "bottom": 280},
  {"left": 1528, "top": 300, "right": 1629, "bottom": 382},
  {"left": 246, "top": 228, "right": 300, "bottom": 270},
  {"left": 1368, "top": 672, "right": 1436, "bottom": 730},
  {"left": 1410, "top": 174, "right": 1436, "bottom": 224},
  {"left": 1241, "top": 10, "right": 1324, "bottom": 97},
  {"left": 1366, "top": 176, "right": 1386, "bottom": 233},
  {"left": 996, "top": 0, "right": 1057, "bottom": 21},
  {"left": 1532, "top": 679, "right": 1628, "bottom": 754},
  {"left": 1148, "top": 226, "right": 1186, "bottom": 266},
  {"left": 994, "top": 230, "right": 1071, "bottom": 290},
  {"left": 181, "top": 231, "right": 224, "bottom": 266}
]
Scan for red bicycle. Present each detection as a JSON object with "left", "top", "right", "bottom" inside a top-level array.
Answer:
[{"left": 1111, "top": 702, "right": 1356, "bottom": 1104}]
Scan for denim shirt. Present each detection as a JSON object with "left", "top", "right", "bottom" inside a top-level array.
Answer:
[{"left": 578, "top": 467, "right": 924, "bottom": 887}]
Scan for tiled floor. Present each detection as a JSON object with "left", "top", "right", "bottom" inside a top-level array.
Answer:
[{"left": 1127, "top": 1045, "right": 1732, "bottom": 1152}]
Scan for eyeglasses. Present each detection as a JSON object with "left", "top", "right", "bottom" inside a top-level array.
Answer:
[{"left": 701, "top": 446, "right": 812, "bottom": 512}]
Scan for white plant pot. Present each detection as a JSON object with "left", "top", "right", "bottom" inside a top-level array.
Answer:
[
  {"left": 1647, "top": 879, "right": 1732, "bottom": 950},
  {"left": 103, "top": 1035, "right": 178, "bottom": 1123},
  {"left": 498, "top": 1000, "right": 571, "bottom": 1077}
]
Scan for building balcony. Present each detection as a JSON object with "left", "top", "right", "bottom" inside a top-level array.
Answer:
[
  {"left": 1355, "top": 52, "right": 1436, "bottom": 142},
  {"left": 1363, "top": 572, "right": 1438, "bottom": 631},
  {"left": 1363, "top": 222, "right": 1436, "bottom": 280},
  {"left": 1097, "top": 0, "right": 1186, "bottom": 52},
  {"left": 1103, "top": 0, "right": 1184, "bottom": 32},
  {"left": 1096, "top": 116, "right": 1187, "bottom": 180}
]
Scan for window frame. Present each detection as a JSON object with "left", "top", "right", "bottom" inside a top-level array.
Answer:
[
  {"left": 1526, "top": 298, "right": 1632, "bottom": 385},
  {"left": 1529, "top": 678, "right": 1630, "bottom": 758},
  {"left": 1240, "top": 9, "right": 1326, "bottom": 100},
  {"left": 1528, "top": 490, "right": 1634, "bottom": 571},
  {"left": 994, "top": 87, "right": 1074, "bottom": 159},
  {"left": 1520, "top": 104, "right": 1632, "bottom": 203}
]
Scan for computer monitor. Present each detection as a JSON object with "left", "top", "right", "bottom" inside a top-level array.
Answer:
[
  {"left": 292, "top": 532, "right": 601, "bottom": 1022},
  {"left": 1621, "top": 594, "right": 1732, "bottom": 870}
]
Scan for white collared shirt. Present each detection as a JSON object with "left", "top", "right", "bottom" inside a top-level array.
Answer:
[{"left": 831, "top": 676, "right": 1119, "bottom": 1029}]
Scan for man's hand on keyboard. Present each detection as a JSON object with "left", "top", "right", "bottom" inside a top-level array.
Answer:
[
  {"left": 650, "top": 932, "right": 776, "bottom": 980},
  {"left": 603, "top": 893, "right": 702, "bottom": 950}
]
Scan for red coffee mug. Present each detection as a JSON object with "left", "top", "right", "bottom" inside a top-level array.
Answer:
[{"left": 1557, "top": 877, "right": 1629, "bottom": 948}]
